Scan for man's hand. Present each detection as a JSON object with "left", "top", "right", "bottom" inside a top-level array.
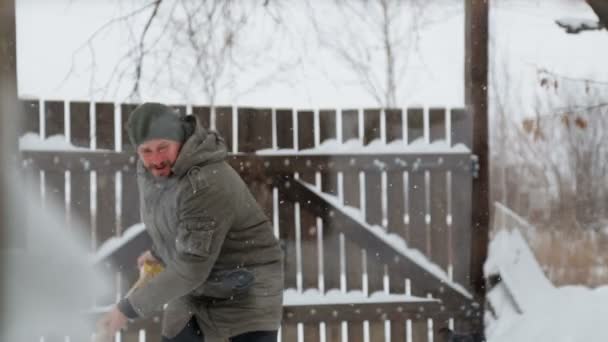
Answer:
[
  {"left": 96, "top": 306, "right": 128, "bottom": 341},
  {"left": 137, "top": 250, "right": 159, "bottom": 269}
]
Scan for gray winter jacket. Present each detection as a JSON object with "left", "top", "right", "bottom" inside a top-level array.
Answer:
[{"left": 126, "top": 118, "right": 284, "bottom": 340}]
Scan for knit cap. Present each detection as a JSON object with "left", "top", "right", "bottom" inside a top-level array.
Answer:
[{"left": 126, "top": 102, "right": 192, "bottom": 147}]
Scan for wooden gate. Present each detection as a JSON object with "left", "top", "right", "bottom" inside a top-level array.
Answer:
[{"left": 19, "top": 99, "right": 480, "bottom": 342}]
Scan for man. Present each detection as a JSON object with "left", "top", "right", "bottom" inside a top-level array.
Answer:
[{"left": 98, "top": 103, "right": 284, "bottom": 342}]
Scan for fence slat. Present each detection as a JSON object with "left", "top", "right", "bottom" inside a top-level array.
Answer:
[
  {"left": 411, "top": 319, "right": 428, "bottom": 342},
  {"left": 407, "top": 108, "right": 424, "bottom": 144},
  {"left": 215, "top": 106, "right": 233, "bottom": 152},
  {"left": 452, "top": 171, "right": 472, "bottom": 290},
  {"left": 408, "top": 171, "right": 427, "bottom": 297},
  {"left": 450, "top": 108, "right": 472, "bottom": 148},
  {"left": 192, "top": 105, "right": 211, "bottom": 129},
  {"left": 304, "top": 323, "right": 320, "bottom": 342},
  {"left": 430, "top": 109, "right": 450, "bottom": 272},
  {"left": 341, "top": 109, "right": 358, "bottom": 142},
  {"left": 44, "top": 100, "right": 64, "bottom": 138},
  {"left": 239, "top": 107, "right": 272, "bottom": 152},
  {"left": 390, "top": 320, "right": 407, "bottom": 342},
  {"left": 369, "top": 321, "right": 385, "bottom": 342},
  {"left": 298, "top": 111, "right": 319, "bottom": 291},
  {"left": 20, "top": 99, "right": 40, "bottom": 136},
  {"left": 363, "top": 109, "right": 381, "bottom": 145},
  {"left": 276, "top": 109, "right": 294, "bottom": 150},
  {"left": 279, "top": 181, "right": 298, "bottom": 290},
  {"left": 386, "top": 108, "right": 403, "bottom": 143},
  {"left": 70, "top": 101, "right": 90, "bottom": 148}
]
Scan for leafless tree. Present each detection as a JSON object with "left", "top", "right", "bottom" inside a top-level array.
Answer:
[
  {"left": 305, "top": 0, "right": 461, "bottom": 107},
  {"left": 491, "top": 56, "right": 608, "bottom": 231},
  {"left": 64, "top": 0, "right": 300, "bottom": 105}
]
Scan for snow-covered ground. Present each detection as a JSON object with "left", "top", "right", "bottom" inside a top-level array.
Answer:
[{"left": 485, "top": 210, "right": 608, "bottom": 342}]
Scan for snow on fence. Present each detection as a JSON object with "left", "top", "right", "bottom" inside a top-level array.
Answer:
[{"left": 19, "top": 99, "right": 479, "bottom": 342}]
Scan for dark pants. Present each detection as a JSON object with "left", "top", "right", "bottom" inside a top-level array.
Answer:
[{"left": 161, "top": 317, "right": 277, "bottom": 342}]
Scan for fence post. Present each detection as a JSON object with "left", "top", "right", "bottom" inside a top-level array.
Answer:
[{"left": 466, "top": 0, "right": 489, "bottom": 332}]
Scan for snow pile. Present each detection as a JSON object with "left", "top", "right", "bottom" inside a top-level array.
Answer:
[
  {"left": 19, "top": 132, "right": 96, "bottom": 151},
  {"left": 91, "top": 223, "right": 146, "bottom": 264},
  {"left": 257, "top": 138, "right": 470, "bottom": 155},
  {"left": 283, "top": 288, "right": 436, "bottom": 306},
  {"left": 485, "top": 227, "right": 608, "bottom": 342}
]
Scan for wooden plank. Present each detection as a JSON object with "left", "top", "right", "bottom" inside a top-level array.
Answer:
[
  {"left": 325, "top": 322, "right": 343, "bottom": 342},
  {"left": 44, "top": 100, "right": 64, "bottom": 138},
  {"left": 95, "top": 102, "right": 115, "bottom": 150},
  {"left": 407, "top": 108, "right": 424, "bottom": 144},
  {"left": 386, "top": 108, "right": 403, "bottom": 143},
  {"left": 320, "top": 109, "right": 337, "bottom": 144},
  {"left": 298, "top": 111, "right": 319, "bottom": 291},
  {"left": 429, "top": 108, "right": 446, "bottom": 143},
  {"left": 366, "top": 249, "right": 385, "bottom": 295},
  {"left": 450, "top": 108, "right": 471, "bottom": 148},
  {"left": 429, "top": 108, "right": 449, "bottom": 272},
  {"left": 20, "top": 99, "right": 40, "bottom": 136},
  {"left": 121, "top": 103, "right": 138, "bottom": 151},
  {"left": 390, "top": 320, "right": 407, "bottom": 342},
  {"left": 24, "top": 151, "right": 470, "bottom": 174},
  {"left": 121, "top": 171, "right": 140, "bottom": 233},
  {"left": 70, "top": 101, "right": 90, "bottom": 148},
  {"left": 452, "top": 170, "right": 472, "bottom": 291},
  {"left": 192, "top": 105, "right": 211, "bottom": 129},
  {"left": 94, "top": 102, "right": 117, "bottom": 255},
  {"left": 348, "top": 322, "right": 364, "bottom": 342},
  {"left": 304, "top": 323, "right": 320, "bottom": 342},
  {"left": 430, "top": 171, "right": 450, "bottom": 273},
  {"left": 322, "top": 214, "right": 341, "bottom": 292},
  {"left": 280, "top": 323, "right": 298, "bottom": 342},
  {"left": 369, "top": 321, "right": 385, "bottom": 342},
  {"left": 363, "top": 108, "right": 381, "bottom": 145},
  {"left": 278, "top": 181, "right": 298, "bottom": 290},
  {"left": 343, "top": 169, "right": 363, "bottom": 293},
  {"left": 276, "top": 109, "right": 294, "bottom": 150},
  {"left": 341, "top": 109, "right": 359, "bottom": 142},
  {"left": 365, "top": 172, "right": 383, "bottom": 226},
  {"left": 70, "top": 171, "right": 92, "bottom": 249},
  {"left": 466, "top": 0, "right": 489, "bottom": 301},
  {"left": 298, "top": 110, "right": 315, "bottom": 151},
  {"left": 238, "top": 107, "right": 272, "bottom": 152},
  {"left": 215, "top": 106, "right": 233, "bottom": 152},
  {"left": 411, "top": 319, "right": 428, "bottom": 342},
  {"left": 408, "top": 171, "right": 427, "bottom": 289}
]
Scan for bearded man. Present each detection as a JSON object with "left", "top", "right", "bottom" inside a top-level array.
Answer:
[{"left": 98, "top": 103, "right": 284, "bottom": 342}]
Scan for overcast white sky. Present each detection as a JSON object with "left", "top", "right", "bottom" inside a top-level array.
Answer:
[{"left": 14, "top": 0, "right": 607, "bottom": 112}]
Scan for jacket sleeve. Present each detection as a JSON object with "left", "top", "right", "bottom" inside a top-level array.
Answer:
[{"left": 126, "top": 179, "right": 235, "bottom": 318}]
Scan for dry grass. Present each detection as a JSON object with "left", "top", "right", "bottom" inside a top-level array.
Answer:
[
  {"left": 530, "top": 229, "right": 608, "bottom": 287},
  {"left": 493, "top": 203, "right": 608, "bottom": 287}
]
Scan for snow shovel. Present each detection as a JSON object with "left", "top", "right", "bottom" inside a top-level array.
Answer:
[{"left": 94, "top": 261, "right": 164, "bottom": 342}]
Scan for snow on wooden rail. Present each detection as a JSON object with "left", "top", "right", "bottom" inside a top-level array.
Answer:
[{"left": 278, "top": 178, "right": 475, "bottom": 310}]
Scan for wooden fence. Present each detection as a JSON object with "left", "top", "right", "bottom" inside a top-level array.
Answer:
[{"left": 19, "top": 99, "right": 479, "bottom": 342}]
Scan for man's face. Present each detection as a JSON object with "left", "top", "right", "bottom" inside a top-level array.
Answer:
[{"left": 137, "top": 139, "right": 182, "bottom": 178}]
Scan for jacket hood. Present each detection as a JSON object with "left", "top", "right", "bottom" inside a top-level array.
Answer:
[{"left": 171, "top": 116, "right": 228, "bottom": 177}]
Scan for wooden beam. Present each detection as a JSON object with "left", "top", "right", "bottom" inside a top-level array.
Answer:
[
  {"left": 465, "top": 0, "right": 489, "bottom": 330},
  {"left": 0, "top": 0, "right": 18, "bottom": 335},
  {"left": 21, "top": 151, "right": 472, "bottom": 174},
  {"left": 278, "top": 178, "right": 478, "bottom": 313}
]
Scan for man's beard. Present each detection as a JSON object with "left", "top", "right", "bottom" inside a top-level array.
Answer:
[{"left": 147, "top": 161, "right": 172, "bottom": 177}]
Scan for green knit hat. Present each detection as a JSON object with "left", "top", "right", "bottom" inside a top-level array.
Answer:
[{"left": 127, "top": 102, "right": 192, "bottom": 147}]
